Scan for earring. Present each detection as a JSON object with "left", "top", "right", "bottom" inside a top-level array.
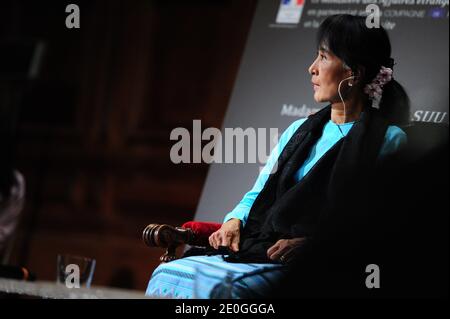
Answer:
[{"left": 348, "top": 82, "right": 353, "bottom": 87}]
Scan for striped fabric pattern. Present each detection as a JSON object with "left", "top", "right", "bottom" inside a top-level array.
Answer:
[{"left": 145, "top": 255, "right": 285, "bottom": 299}]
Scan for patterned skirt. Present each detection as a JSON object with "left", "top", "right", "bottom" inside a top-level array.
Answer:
[{"left": 146, "top": 255, "right": 285, "bottom": 299}]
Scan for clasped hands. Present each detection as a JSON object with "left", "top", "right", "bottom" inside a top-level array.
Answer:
[{"left": 208, "top": 218, "right": 306, "bottom": 263}]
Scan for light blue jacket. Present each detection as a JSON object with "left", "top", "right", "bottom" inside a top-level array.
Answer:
[{"left": 223, "top": 118, "right": 407, "bottom": 227}]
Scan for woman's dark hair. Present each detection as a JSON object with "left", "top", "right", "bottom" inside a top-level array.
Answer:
[{"left": 317, "top": 14, "right": 410, "bottom": 126}]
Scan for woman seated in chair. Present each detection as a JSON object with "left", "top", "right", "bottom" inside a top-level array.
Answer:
[{"left": 146, "top": 14, "right": 410, "bottom": 299}]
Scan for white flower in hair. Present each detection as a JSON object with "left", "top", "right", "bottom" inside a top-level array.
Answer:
[{"left": 364, "top": 66, "right": 393, "bottom": 109}]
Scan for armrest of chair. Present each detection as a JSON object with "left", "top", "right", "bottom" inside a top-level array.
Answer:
[
  {"left": 181, "top": 221, "right": 222, "bottom": 246},
  {"left": 142, "top": 221, "right": 222, "bottom": 262}
]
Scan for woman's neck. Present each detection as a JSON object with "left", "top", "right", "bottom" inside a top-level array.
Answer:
[{"left": 330, "top": 95, "right": 365, "bottom": 124}]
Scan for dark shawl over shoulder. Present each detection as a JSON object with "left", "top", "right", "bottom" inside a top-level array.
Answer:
[{"left": 225, "top": 104, "right": 389, "bottom": 263}]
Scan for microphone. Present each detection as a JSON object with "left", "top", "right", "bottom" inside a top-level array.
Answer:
[{"left": 337, "top": 75, "right": 355, "bottom": 123}]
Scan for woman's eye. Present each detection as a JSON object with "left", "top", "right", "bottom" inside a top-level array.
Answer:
[{"left": 320, "top": 54, "right": 326, "bottom": 60}]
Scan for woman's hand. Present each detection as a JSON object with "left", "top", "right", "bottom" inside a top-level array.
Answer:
[
  {"left": 208, "top": 218, "right": 241, "bottom": 252},
  {"left": 267, "top": 238, "right": 306, "bottom": 263}
]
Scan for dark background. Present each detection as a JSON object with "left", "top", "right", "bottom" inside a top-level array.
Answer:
[{"left": 0, "top": 0, "right": 257, "bottom": 290}]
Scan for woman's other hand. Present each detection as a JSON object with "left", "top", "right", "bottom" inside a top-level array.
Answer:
[
  {"left": 267, "top": 238, "right": 306, "bottom": 263},
  {"left": 208, "top": 218, "right": 241, "bottom": 252}
]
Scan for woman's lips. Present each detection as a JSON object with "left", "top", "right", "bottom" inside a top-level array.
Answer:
[{"left": 313, "top": 84, "right": 320, "bottom": 91}]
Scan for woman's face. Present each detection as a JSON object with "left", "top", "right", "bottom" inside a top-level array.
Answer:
[{"left": 308, "top": 46, "right": 351, "bottom": 103}]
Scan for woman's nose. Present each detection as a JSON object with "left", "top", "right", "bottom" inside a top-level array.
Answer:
[{"left": 308, "top": 62, "right": 317, "bottom": 76}]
